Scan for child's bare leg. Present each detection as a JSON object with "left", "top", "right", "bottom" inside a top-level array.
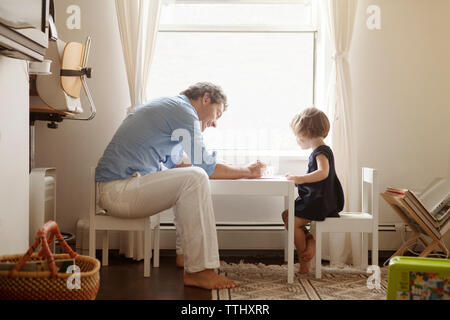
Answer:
[
  {"left": 300, "top": 232, "right": 316, "bottom": 262},
  {"left": 282, "top": 213, "right": 312, "bottom": 273},
  {"left": 281, "top": 210, "right": 288, "bottom": 229},
  {"left": 299, "top": 239, "right": 315, "bottom": 273},
  {"left": 294, "top": 226, "right": 306, "bottom": 255},
  {"left": 299, "top": 229, "right": 316, "bottom": 274},
  {"left": 293, "top": 218, "right": 311, "bottom": 273}
]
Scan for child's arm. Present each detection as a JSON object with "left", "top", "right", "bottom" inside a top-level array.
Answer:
[{"left": 285, "top": 154, "right": 330, "bottom": 185}]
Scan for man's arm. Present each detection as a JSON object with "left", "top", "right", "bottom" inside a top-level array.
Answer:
[
  {"left": 210, "top": 161, "right": 266, "bottom": 180},
  {"left": 173, "top": 151, "right": 265, "bottom": 179}
]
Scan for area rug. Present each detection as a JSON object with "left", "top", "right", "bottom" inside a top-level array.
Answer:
[{"left": 213, "top": 262, "right": 388, "bottom": 300}]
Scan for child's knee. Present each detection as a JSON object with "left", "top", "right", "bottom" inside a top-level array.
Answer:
[{"left": 294, "top": 217, "right": 309, "bottom": 230}]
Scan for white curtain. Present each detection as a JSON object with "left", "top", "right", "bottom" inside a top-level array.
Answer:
[
  {"left": 115, "top": 0, "right": 162, "bottom": 260},
  {"left": 115, "top": 0, "right": 162, "bottom": 113},
  {"left": 319, "top": 0, "right": 361, "bottom": 267}
]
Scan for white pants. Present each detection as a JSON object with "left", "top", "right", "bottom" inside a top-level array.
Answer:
[{"left": 97, "top": 167, "right": 220, "bottom": 273}]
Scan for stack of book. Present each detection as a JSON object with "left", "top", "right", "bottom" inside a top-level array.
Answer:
[{"left": 385, "top": 178, "right": 450, "bottom": 239}]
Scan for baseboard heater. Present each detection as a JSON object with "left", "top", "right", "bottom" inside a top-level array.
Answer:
[
  {"left": 160, "top": 222, "right": 285, "bottom": 231},
  {"left": 162, "top": 223, "right": 400, "bottom": 231}
]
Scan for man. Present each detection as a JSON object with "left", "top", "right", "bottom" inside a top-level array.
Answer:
[{"left": 95, "top": 82, "right": 266, "bottom": 290}]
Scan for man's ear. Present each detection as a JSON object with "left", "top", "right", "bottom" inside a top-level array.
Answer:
[{"left": 203, "top": 92, "right": 210, "bottom": 104}]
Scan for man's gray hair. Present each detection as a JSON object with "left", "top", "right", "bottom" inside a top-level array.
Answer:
[{"left": 180, "top": 82, "right": 228, "bottom": 111}]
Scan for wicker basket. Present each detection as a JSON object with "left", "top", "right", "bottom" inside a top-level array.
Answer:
[{"left": 0, "top": 221, "right": 100, "bottom": 300}]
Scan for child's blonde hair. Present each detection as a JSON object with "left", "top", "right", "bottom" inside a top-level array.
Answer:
[{"left": 290, "top": 107, "right": 330, "bottom": 139}]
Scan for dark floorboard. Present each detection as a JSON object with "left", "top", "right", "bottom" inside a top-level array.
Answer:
[
  {"left": 96, "top": 250, "right": 210, "bottom": 300},
  {"left": 95, "top": 249, "right": 392, "bottom": 300}
]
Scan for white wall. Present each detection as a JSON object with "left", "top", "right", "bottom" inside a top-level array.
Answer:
[
  {"left": 36, "top": 0, "right": 450, "bottom": 251},
  {"left": 35, "top": 0, "right": 130, "bottom": 235},
  {"left": 351, "top": 0, "right": 450, "bottom": 247},
  {"left": 0, "top": 56, "right": 30, "bottom": 255}
]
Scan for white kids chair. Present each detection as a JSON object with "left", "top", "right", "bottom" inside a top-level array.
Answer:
[
  {"left": 311, "top": 167, "right": 379, "bottom": 279},
  {"left": 88, "top": 168, "right": 161, "bottom": 277}
]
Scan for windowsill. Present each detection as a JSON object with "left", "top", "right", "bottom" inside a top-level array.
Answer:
[{"left": 214, "top": 149, "right": 309, "bottom": 161}]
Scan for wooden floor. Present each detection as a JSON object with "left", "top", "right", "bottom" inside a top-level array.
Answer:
[
  {"left": 95, "top": 250, "right": 389, "bottom": 300},
  {"left": 96, "top": 250, "right": 210, "bottom": 300}
]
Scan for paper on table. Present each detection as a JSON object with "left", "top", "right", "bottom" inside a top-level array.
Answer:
[{"left": 259, "top": 175, "right": 287, "bottom": 180}]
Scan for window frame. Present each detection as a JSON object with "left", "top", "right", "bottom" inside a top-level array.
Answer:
[{"left": 157, "top": 0, "right": 319, "bottom": 159}]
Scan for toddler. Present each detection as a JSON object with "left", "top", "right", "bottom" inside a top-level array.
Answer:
[{"left": 282, "top": 107, "right": 344, "bottom": 274}]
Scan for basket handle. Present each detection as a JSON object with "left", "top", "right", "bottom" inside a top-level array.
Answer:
[{"left": 10, "top": 221, "right": 77, "bottom": 278}]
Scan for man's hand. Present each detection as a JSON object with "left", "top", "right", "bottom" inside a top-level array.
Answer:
[
  {"left": 176, "top": 152, "right": 192, "bottom": 168},
  {"left": 176, "top": 161, "right": 192, "bottom": 168},
  {"left": 246, "top": 160, "right": 267, "bottom": 179}
]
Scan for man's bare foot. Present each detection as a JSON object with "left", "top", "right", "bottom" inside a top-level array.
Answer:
[
  {"left": 184, "top": 269, "right": 238, "bottom": 290},
  {"left": 176, "top": 254, "right": 184, "bottom": 268},
  {"left": 298, "top": 261, "right": 310, "bottom": 274},
  {"left": 299, "top": 236, "right": 316, "bottom": 262}
]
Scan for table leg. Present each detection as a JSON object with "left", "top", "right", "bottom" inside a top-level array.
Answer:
[
  {"left": 287, "top": 183, "right": 295, "bottom": 284},
  {"left": 284, "top": 229, "right": 288, "bottom": 263},
  {"left": 283, "top": 197, "right": 289, "bottom": 263}
]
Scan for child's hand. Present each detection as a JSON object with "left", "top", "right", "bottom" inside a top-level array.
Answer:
[
  {"left": 285, "top": 173, "right": 305, "bottom": 185},
  {"left": 285, "top": 173, "right": 301, "bottom": 185}
]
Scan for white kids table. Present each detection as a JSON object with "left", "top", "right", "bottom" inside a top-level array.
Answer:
[{"left": 209, "top": 177, "right": 296, "bottom": 284}]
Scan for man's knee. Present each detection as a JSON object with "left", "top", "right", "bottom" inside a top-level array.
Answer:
[{"left": 184, "top": 166, "right": 209, "bottom": 184}]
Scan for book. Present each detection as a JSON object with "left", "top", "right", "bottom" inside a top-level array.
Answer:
[
  {"left": 403, "top": 196, "right": 441, "bottom": 238},
  {"left": 404, "top": 192, "right": 441, "bottom": 228},
  {"left": 386, "top": 187, "right": 406, "bottom": 196},
  {"left": 410, "top": 178, "right": 450, "bottom": 222},
  {"left": 385, "top": 177, "right": 450, "bottom": 237},
  {"left": 392, "top": 204, "right": 431, "bottom": 237}
]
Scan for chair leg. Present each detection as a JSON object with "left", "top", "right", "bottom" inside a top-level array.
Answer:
[
  {"left": 153, "top": 220, "right": 160, "bottom": 268},
  {"left": 89, "top": 223, "right": 96, "bottom": 259},
  {"left": 127, "top": 231, "right": 135, "bottom": 257},
  {"left": 362, "top": 232, "right": 368, "bottom": 269},
  {"left": 315, "top": 225, "right": 322, "bottom": 279},
  {"left": 310, "top": 222, "right": 316, "bottom": 271},
  {"left": 372, "top": 230, "right": 379, "bottom": 267},
  {"left": 144, "top": 220, "right": 151, "bottom": 277},
  {"left": 102, "top": 230, "right": 109, "bottom": 266}
]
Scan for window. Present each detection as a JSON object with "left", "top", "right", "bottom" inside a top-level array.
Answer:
[{"left": 148, "top": 0, "right": 318, "bottom": 162}]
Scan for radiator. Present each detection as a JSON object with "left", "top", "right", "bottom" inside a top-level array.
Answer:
[{"left": 29, "top": 168, "right": 56, "bottom": 245}]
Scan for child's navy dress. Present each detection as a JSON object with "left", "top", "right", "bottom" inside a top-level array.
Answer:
[{"left": 295, "top": 145, "right": 344, "bottom": 221}]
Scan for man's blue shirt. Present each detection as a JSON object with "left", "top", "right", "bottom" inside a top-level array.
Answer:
[{"left": 95, "top": 95, "right": 217, "bottom": 182}]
